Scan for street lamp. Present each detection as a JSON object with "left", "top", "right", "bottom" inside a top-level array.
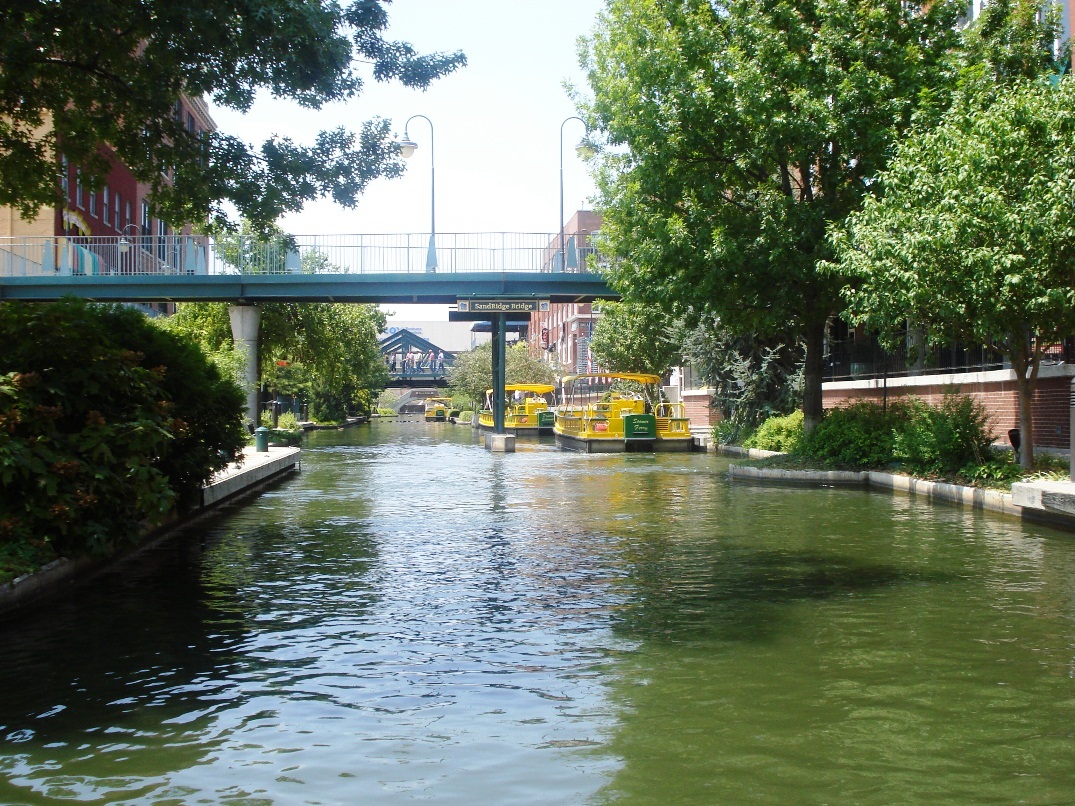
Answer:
[
  {"left": 117, "top": 223, "right": 140, "bottom": 275},
  {"left": 558, "top": 116, "right": 594, "bottom": 273},
  {"left": 117, "top": 223, "right": 139, "bottom": 254},
  {"left": 398, "top": 114, "right": 437, "bottom": 272}
]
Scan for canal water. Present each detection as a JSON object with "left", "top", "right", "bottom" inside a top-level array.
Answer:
[{"left": 1, "top": 421, "right": 1073, "bottom": 803}]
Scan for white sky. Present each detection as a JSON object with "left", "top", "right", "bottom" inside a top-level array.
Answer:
[{"left": 209, "top": 0, "right": 605, "bottom": 321}]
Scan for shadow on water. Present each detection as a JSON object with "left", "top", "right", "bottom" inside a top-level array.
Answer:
[{"left": 610, "top": 548, "right": 957, "bottom": 644}]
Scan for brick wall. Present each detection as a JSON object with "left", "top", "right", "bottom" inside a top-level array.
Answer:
[{"left": 683, "top": 389, "right": 721, "bottom": 429}]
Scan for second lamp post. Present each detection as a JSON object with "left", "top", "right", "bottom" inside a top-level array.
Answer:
[{"left": 558, "top": 116, "right": 594, "bottom": 273}]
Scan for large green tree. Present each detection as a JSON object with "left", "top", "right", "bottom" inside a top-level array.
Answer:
[
  {"left": 831, "top": 77, "right": 1075, "bottom": 469},
  {"left": 581, "top": 0, "right": 962, "bottom": 431},
  {"left": 0, "top": 0, "right": 465, "bottom": 230}
]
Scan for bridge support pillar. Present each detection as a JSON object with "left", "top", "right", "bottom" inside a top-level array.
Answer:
[
  {"left": 229, "top": 304, "right": 261, "bottom": 430},
  {"left": 485, "top": 433, "right": 516, "bottom": 453},
  {"left": 492, "top": 313, "right": 507, "bottom": 433}
]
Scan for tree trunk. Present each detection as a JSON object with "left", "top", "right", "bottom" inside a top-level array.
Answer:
[
  {"left": 802, "top": 318, "right": 826, "bottom": 434},
  {"left": 1009, "top": 332, "right": 1036, "bottom": 470}
]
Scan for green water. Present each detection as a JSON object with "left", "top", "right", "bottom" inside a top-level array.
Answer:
[{"left": 0, "top": 421, "right": 1072, "bottom": 803}]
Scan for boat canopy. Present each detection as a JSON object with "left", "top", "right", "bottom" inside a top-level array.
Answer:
[
  {"left": 484, "top": 384, "right": 556, "bottom": 395},
  {"left": 560, "top": 373, "right": 662, "bottom": 385}
]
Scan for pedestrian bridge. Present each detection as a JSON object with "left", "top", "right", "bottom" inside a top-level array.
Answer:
[{"left": 0, "top": 232, "right": 615, "bottom": 303}]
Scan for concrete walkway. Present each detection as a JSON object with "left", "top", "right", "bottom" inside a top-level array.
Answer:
[{"left": 201, "top": 446, "right": 301, "bottom": 507}]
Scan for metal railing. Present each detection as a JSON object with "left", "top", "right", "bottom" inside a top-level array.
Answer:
[
  {"left": 0, "top": 233, "right": 606, "bottom": 277},
  {"left": 824, "top": 336, "right": 1075, "bottom": 381}
]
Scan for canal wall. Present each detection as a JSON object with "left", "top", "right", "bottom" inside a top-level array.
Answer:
[
  {"left": 0, "top": 446, "right": 301, "bottom": 618},
  {"left": 727, "top": 459, "right": 1075, "bottom": 530}
]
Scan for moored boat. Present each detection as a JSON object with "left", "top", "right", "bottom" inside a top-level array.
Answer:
[
  {"left": 477, "top": 384, "right": 556, "bottom": 435},
  {"left": 553, "top": 373, "right": 692, "bottom": 452},
  {"left": 423, "top": 396, "right": 453, "bottom": 421}
]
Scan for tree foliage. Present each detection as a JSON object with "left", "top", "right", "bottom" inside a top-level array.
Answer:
[
  {"left": 0, "top": 300, "right": 246, "bottom": 573},
  {"left": 588, "top": 301, "right": 681, "bottom": 376},
  {"left": 163, "top": 299, "right": 388, "bottom": 416},
  {"left": 446, "top": 342, "right": 557, "bottom": 405},
  {"left": 0, "top": 0, "right": 466, "bottom": 230},
  {"left": 680, "top": 314, "right": 803, "bottom": 437},
  {"left": 831, "top": 76, "right": 1075, "bottom": 468},
  {"left": 580, "top": 0, "right": 963, "bottom": 430}
]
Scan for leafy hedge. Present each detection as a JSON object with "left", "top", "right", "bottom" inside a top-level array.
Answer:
[
  {"left": 747, "top": 393, "right": 999, "bottom": 477},
  {"left": 743, "top": 410, "right": 803, "bottom": 453},
  {"left": 795, "top": 393, "right": 995, "bottom": 475},
  {"left": 0, "top": 300, "right": 246, "bottom": 579}
]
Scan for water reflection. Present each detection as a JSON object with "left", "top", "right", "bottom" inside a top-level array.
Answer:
[{"left": 0, "top": 422, "right": 1072, "bottom": 803}]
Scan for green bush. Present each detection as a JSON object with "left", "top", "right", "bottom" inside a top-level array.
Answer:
[
  {"left": 798, "top": 401, "right": 908, "bottom": 469},
  {"left": 277, "top": 411, "right": 299, "bottom": 431},
  {"left": 743, "top": 410, "right": 803, "bottom": 452},
  {"left": 893, "top": 392, "right": 994, "bottom": 476},
  {"left": 0, "top": 300, "right": 246, "bottom": 580}
]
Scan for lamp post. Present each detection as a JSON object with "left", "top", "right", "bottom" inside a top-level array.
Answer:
[
  {"left": 398, "top": 115, "right": 437, "bottom": 272},
  {"left": 117, "top": 223, "right": 139, "bottom": 274},
  {"left": 558, "top": 116, "right": 594, "bottom": 273}
]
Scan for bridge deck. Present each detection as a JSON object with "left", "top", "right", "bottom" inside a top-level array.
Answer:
[
  {"left": 0, "top": 233, "right": 616, "bottom": 303},
  {"left": 0, "top": 271, "right": 613, "bottom": 303}
]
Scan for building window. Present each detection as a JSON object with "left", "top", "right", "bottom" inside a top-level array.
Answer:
[
  {"left": 75, "top": 172, "right": 83, "bottom": 208},
  {"left": 61, "top": 156, "right": 69, "bottom": 199},
  {"left": 187, "top": 113, "right": 196, "bottom": 133},
  {"left": 141, "top": 200, "right": 150, "bottom": 235},
  {"left": 89, "top": 189, "right": 97, "bottom": 217},
  {"left": 114, "top": 191, "right": 120, "bottom": 231},
  {"left": 102, "top": 186, "right": 110, "bottom": 226},
  {"left": 125, "top": 200, "right": 131, "bottom": 231}
]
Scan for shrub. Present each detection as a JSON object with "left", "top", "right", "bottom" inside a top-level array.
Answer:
[
  {"left": 0, "top": 300, "right": 246, "bottom": 576},
  {"left": 744, "top": 410, "right": 804, "bottom": 453},
  {"left": 798, "top": 401, "right": 908, "bottom": 469},
  {"left": 894, "top": 391, "right": 994, "bottom": 476},
  {"left": 277, "top": 412, "right": 299, "bottom": 431}
]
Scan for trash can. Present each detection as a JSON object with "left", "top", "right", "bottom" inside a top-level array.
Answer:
[{"left": 254, "top": 426, "right": 270, "bottom": 453}]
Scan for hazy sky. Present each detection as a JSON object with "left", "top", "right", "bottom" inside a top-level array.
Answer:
[{"left": 210, "top": 0, "right": 604, "bottom": 240}]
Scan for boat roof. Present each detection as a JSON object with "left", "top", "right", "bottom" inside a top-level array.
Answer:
[
  {"left": 484, "top": 384, "right": 556, "bottom": 394},
  {"left": 561, "top": 373, "right": 663, "bottom": 385}
]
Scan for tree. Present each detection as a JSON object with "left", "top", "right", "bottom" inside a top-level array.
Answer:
[
  {"left": 580, "top": 0, "right": 962, "bottom": 431},
  {"left": 588, "top": 301, "right": 681, "bottom": 377},
  {"left": 831, "top": 77, "right": 1075, "bottom": 469},
  {"left": 447, "top": 342, "right": 558, "bottom": 406},
  {"left": 0, "top": 0, "right": 465, "bottom": 230}
]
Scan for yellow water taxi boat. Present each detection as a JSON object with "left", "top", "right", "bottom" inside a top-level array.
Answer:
[
  {"left": 423, "top": 397, "right": 453, "bottom": 421},
  {"left": 553, "top": 373, "right": 692, "bottom": 452},
  {"left": 477, "top": 384, "right": 556, "bottom": 435}
]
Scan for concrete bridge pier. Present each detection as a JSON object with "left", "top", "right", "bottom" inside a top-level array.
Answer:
[{"left": 229, "top": 304, "right": 261, "bottom": 430}]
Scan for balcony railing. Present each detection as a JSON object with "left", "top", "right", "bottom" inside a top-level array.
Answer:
[
  {"left": 0, "top": 233, "right": 606, "bottom": 277},
  {"left": 824, "top": 336, "right": 1075, "bottom": 381}
]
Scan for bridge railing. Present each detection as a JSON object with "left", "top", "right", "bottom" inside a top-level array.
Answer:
[{"left": 0, "top": 233, "right": 606, "bottom": 277}]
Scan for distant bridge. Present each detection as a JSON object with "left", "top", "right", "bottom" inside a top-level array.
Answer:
[{"left": 0, "top": 232, "right": 616, "bottom": 304}]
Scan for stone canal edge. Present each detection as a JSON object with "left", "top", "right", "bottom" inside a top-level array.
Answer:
[{"left": 719, "top": 445, "right": 1075, "bottom": 532}]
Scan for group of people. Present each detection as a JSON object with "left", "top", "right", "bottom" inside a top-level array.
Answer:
[{"left": 389, "top": 349, "right": 446, "bottom": 376}]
